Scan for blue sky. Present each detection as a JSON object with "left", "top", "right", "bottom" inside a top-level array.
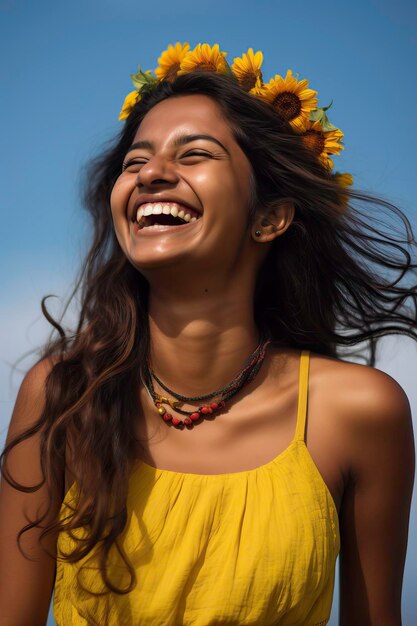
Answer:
[{"left": 1, "top": 1, "right": 416, "bottom": 623}]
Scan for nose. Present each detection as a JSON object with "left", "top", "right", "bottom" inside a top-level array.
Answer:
[{"left": 135, "top": 154, "right": 179, "bottom": 189}]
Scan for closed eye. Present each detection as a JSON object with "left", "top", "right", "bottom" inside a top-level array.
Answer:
[
  {"left": 122, "top": 159, "right": 149, "bottom": 171},
  {"left": 182, "top": 151, "right": 211, "bottom": 157},
  {"left": 122, "top": 151, "right": 212, "bottom": 172}
]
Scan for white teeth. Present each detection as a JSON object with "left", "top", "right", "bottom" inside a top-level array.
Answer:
[{"left": 135, "top": 202, "right": 202, "bottom": 226}]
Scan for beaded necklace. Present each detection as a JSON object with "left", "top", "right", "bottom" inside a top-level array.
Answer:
[{"left": 142, "top": 335, "right": 271, "bottom": 428}]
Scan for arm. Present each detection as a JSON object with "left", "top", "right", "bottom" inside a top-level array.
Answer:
[
  {"left": 0, "top": 358, "right": 63, "bottom": 626},
  {"left": 339, "top": 367, "right": 415, "bottom": 626}
]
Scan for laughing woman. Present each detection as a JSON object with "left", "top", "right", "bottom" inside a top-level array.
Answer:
[{"left": 0, "top": 43, "right": 415, "bottom": 626}]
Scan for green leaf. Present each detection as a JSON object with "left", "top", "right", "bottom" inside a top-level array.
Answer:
[
  {"left": 131, "top": 66, "right": 158, "bottom": 90},
  {"left": 223, "top": 59, "right": 235, "bottom": 78},
  {"left": 309, "top": 106, "right": 339, "bottom": 131},
  {"left": 319, "top": 112, "right": 339, "bottom": 132},
  {"left": 321, "top": 100, "right": 333, "bottom": 112},
  {"left": 139, "top": 82, "right": 158, "bottom": 98},
  {"left": 309, "top": 108, "right": 324, "bottom": 122}
]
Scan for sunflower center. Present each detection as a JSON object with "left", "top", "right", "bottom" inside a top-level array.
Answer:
[
  {"left": 273, "top": 91, "right": 302, "bottom": 121},
  {"left": 195, "top": 62, "right": 218, "bottom": 72},
  {"left": 302, "top": 130, "right": 325, "bottom": 155},
  {"left": 165, "top": 64, "right": 180, "bottom": 81},
  {"left": 240, "top": 73, "right": 259, "bottom": 92}
]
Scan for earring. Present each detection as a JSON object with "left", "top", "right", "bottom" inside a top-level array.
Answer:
[{"left": 255, "top": 230, "right": 262, "bottom": 237}]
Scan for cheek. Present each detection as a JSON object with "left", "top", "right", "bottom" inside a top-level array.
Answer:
[
  {"left": 231, "top": 161, "right": 252, "bottom": 205},
  {"left": 110, "top": 176, "right": 133, "bottom": 219},
  {"left": 109, "top": 177, "right": 136, "bottom": 253},
  {"left": 206, "top": 171, "right": 249, "bottom": 222},
  {"left": 196, "top": 169, "right": 241, "bottom": 207}
]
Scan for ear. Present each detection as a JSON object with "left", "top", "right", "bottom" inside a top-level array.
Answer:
[{"left": 251, "top": 199, "right": 295, "bottom": 243}]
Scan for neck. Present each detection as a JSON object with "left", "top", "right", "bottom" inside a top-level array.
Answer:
[{"left": 147, "top": 282, "right": 261, "bottom": 397}]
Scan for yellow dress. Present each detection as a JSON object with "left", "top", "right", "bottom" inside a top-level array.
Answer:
[{"left": 54, "top": 350, "right": 340, "bottom": 625}]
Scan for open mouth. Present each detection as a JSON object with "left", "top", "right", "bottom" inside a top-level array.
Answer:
[{"left": 135, "top": 202, "right": 201, "bottom": 230}]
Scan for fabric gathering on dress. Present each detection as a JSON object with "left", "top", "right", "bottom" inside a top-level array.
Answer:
[{"left": 53, "top": 350, "right": 340, "bottom": 625}]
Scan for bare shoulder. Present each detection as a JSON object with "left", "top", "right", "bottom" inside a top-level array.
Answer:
[
  {"left": 0, "top": 353, "right": 64, "bottom": 624},
  {"left": 6, "top": 353, "right": 61, "bottom": 437},
  {"left": 308, "top": 351, "right": 415, "bottom": 622},
  {"left": 309, "top": 350, "right": 413, "bottom": 437},
  {"left": 306, "top": 349, "right": 415, "bottom": 495}
]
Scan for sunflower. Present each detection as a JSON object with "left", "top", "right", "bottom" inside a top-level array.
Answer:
[
  {"left": 119, "top": 90, "right": 141, "bottom": 121},
  {"left": 177, "top": 43, "right": 228, "bottom": 75},
  {"left": 231, "top": 48, "right": 264, "bottom": 95},
  {"left": 155, "top": 42, "right": 191, "bottom": 82},
  {"left": 260, "top": 69, "right": 318, "bottom": 130},
  {"left": 333, "top": 172, "right": 353, "bottom": 212},
  {"left": 334, "top": 172, "right": 353, "bottom": 188},
  {"left": 300, "top": 119, "right": 344, "bottom": 170}
]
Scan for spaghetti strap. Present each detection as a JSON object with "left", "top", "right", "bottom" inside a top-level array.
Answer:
[{"left": 294, "top": 350, "right": 310, "bottom": 443}]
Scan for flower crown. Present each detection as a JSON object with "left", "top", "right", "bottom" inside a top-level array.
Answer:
[{"left": 119, "top": 42, "right": 352, "bottom": 190}]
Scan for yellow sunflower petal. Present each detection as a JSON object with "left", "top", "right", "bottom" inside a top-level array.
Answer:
[
  {"left": 231, "top": 47, "right": 264, "bottom": 93},
  {"left": 259, "top": 70, "right": 318, "bottom": 126},
  {"left": 177, "top": 42, "right": 228, "bottom": 75},
  {"left": 335, "top": 172, "right": 353, "bottom": 188},
  {"left": 298, "top": 88, "right": 318, "bottom": 101},
  {"left": 320, "top": 154, "right": 334, "bottom": 170},
  {"left": 300, "top": 119, "right": 344, "bottom": 170},
  {"left": 155, "top": 42, "right": 191, "bottom": 82},
  {"left": 334, "top": 172, "right": 353, "bottom": 212},
  {"left": 119, "top": 90, "right": 140, "bottom": 121},
  {"left": 289, "top": 117, "right": 307, "bottom": 132}
]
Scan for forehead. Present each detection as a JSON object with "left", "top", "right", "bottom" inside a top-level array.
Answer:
[{"left": 132, "top": 94, "right": 235, "bottom": 144}]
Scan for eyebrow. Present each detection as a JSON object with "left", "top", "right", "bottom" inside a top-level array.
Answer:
[{"left": 126, "top": 133, "right": 229, "bottom": 154}]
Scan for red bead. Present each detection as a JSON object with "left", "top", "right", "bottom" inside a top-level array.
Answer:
[
  {"left": 200, "top": 406, "right": 210, "bottom": 415},
  {"left": 172, "top": 417, "right": 182, "bottom": 426},
  {"left": 218, "top": 401, "right": 225, "bottom": 409},
  {"left": 190, "top": 412, "right": 200, "bottom": 421},
  {"left": 210, "top": 402, "right": 219, "bottom": 410},
  {"left": 184, "top": 417, "right": 192, "bottom": 425},
  {"left": 163, "top": 413, "right": 172, "bottom": 422}
]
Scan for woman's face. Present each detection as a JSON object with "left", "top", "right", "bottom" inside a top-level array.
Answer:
[{"left": 110, "top": 93, "right": 258, "bottom": 277}]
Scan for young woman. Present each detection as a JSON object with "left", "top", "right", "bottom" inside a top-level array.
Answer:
[{"left": 0, "top": 43, "right": 415, "bottom": 625}]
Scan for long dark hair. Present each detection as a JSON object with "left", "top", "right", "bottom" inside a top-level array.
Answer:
[{"left": 1, "top": 71, "right": 416, "bottom": 595}]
